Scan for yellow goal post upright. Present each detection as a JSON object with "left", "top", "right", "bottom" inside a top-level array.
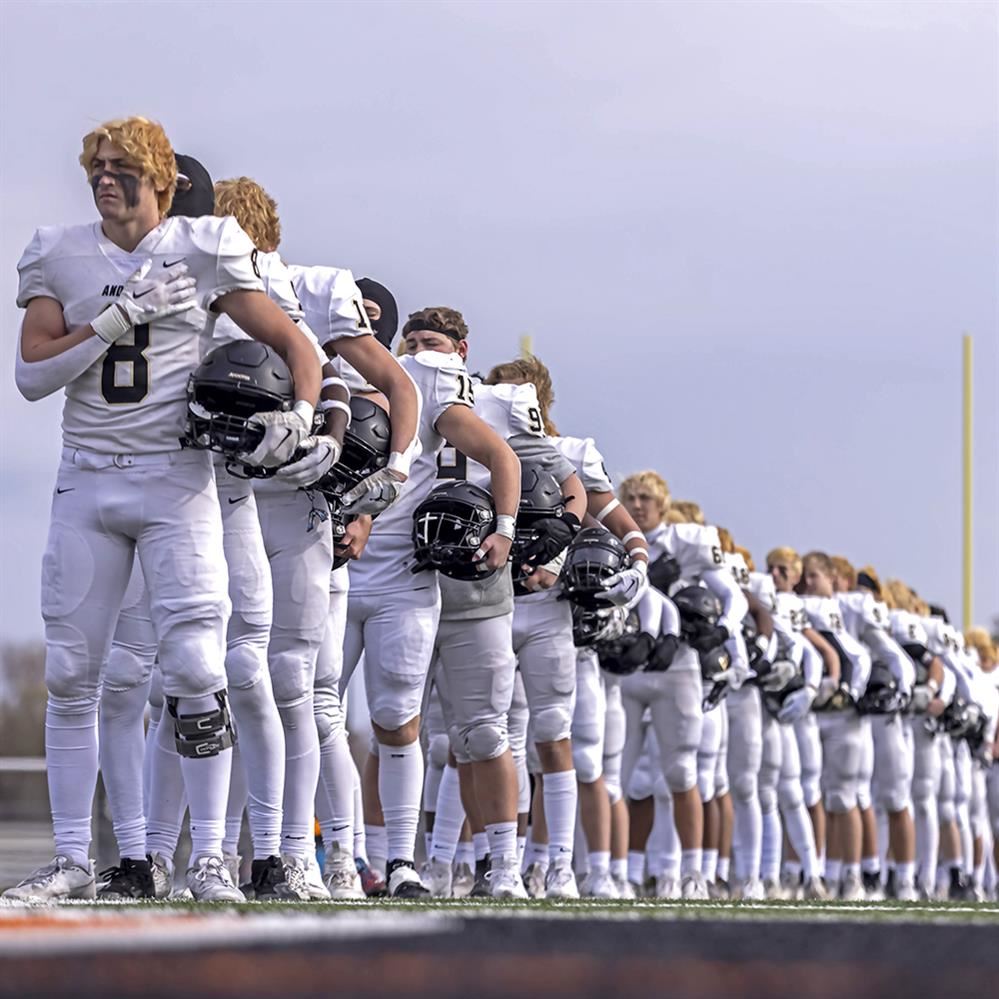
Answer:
[
  {"left": 963, "top": 333, "right": 973, "bottom": 633},
  {"left": 520, "top": 334, "right": 534, "bottom": 359}
]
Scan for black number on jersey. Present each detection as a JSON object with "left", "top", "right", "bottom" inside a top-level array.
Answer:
[
  {"left": 527, "top": 405, "right": 544, "bottom": 435},
  {"left": 711, "top": 545, "right": 723, "bottom": 566},
  {"left": 437, "top": 444, "right": 468, "bottom": 481},
  {"left": 353, "top": 298, "right": 371, "bottom": 332},
  {"left": 454, "top": 373, "right": 475, "bottom": 405},
  {"left": 828, "top": 611, "right": 843, "bottom": 633},
  {"left": 101, "top": 323, "right": 150, "bottom": 404},
  {"left": 250, "top": 249, "right": 261, "bottom": 279}
]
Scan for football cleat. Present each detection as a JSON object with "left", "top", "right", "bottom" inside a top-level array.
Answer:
[
  {"left": 839, "top": 871, "right": 866, "bottom": 902},
  {"left": 582, "top": 869, "right": 619, "bottom": 900},
  {"left": 734, "top": 878, "right": 765, "bottom": 901},
  {"left": 322, "top": 846, "right": 365, "bottom": 900},
  {"left": 223, "top": 852, "right": 241, "bottom": 889},
  {"left": 708, "top": 878, "right": 730, "bottom": 900},
  {"left": 186, "top": 855, "right": 245, "bottom": 902},
  {"left": 488, "top": 857, "right": 529, "bottom": 900},
  {"left": 862, "top": 870, "right": 884, "bottom": 901},
  {"left": 780, "top": 870, "right": 803, "bottom": 901},
  {"left": 3, "top": 856, "right": 96, "bottom": 902},
  {"left": 355, "top": 857, "right": 388, "bottom": 898},
  {"left": 521, "top": 862, "right": 547, "bottom": 900},
  {"left": 654, "top": 875, "right": 681, "bottom": 900},
  {"left": 895, "top": 879, "right": 918, "bottom": 903},
  {"left": 424, "top": 858, "right": 453, "bottom": 898},
  {"left": 149, "top": 852, "right": 175, "bottom": 900},
  {"left": 281, "top": 853, "right": 329, "bottom": 900},
  {"left": 802, "top": 876, "right": 828, "bottom": 901},
  {"left": 545, "top": 860, "right": 580, "bottom": 900},
  {"left": 615, "top": 877, "right": 638, "bottom": 900},
  {"left": 452, "top": 860, "right": 475, "bottom": 898},
  {"left": 251, "top": 856, "right": 301, "bottom": 901},
  {"left": 387, "top": 860, "right": 430, "bottom": 899},
  {"left": 97, "top": 857, "right": 155, "bottom": 900},
  {"left": 681, "top": 872, "right": 709, "bottom": 901},
  {"left": 469, "top": 857, "right": 492, "bottom": 898},
  {"left": 763, "top": 877, "right": 789, "bottom": 901}
]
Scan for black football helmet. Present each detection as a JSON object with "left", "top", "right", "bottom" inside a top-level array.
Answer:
[
  {"left": 512, "top": 464, "right": 566, "bottom": 590},
  {"left": 763, "top": 672, "right": 805, "bottom": 717},
  {"left": 572, "top": 605, "right": 626, "bottom": 648},
  {"left": 315, "top": 396, "right": 391, "bottom": 497},
  {"left": 327, "top": 494, "right": 355, "bottom": 571},
  {"left": 672, "top": 585, "right": 723, "bottom": 643},
  {"left": 182, "top": 340, "right": 294, "bottom": 476},
  {"left": 412, "top": 481, "right": 497, "bottom": 580},
  {"left": 856, "top": 661, "right": 906, "bottom": 715},
  {"left": 560, "top": 528, "right": 629, "bottom": 609},
  {"left": 698, "top": 642, "right": 732, "bottom": 682},
  {"left": 595, "top": 610, "right": 655, "bottom": 676}
]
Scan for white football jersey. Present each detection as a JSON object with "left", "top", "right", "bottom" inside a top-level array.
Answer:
[
  {"left": 836, "top": 590, "right": 886, "bottom": 639},
  {"left": 646, "top": 523, "right": 724, "bottom": 585},
  {"left": 890, "top": 609, "right": 929, "bottom": 649},
  {"left": 747, "top": 571, "right": 778, "bottom": 613},
  {"left": 774, "top": 590, "right": 809, "bottom": 633},
  {"left": 551, "top": 435, "right": 613, "bottom": 494},
  {"left": 286, "top": 264, "right": 371, "bottom": 346},
  {"left": 725, "top": 552, "right": 751, "bottom": 591},
  {"left": 803, "top": 594, "right": 871, "bottom": 695},
  {"left": 348, "top": 350, "right": 472, "bottom": 595},
  {"left": 16, "top": 216, "right": 262, "bottom": 453}
]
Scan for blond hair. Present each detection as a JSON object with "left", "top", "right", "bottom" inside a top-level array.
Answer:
[
  {"left": 484, "top": 354, "right": 558, "bottom": 436},
  {"left": 716, "top": 526, "right": 735, "bottom": 555},
  {"left": 766, "top": 546, "right": 802, "bottom": 574},
  {"left": 831, "top": 556, "right": 857, "bottom": 591},
  {"left": 665, "top": 507, "right": 688, "bottom": 525},
  {"left": 214, "top": 177, "right": 281, "bottom": 251},
  {"left": 672, "top": 500, "right": 705, "bottom": 526},
  {"left": 734, "top": 545, "right": 755, "bottom": 571},
  {"left": 884, "top": 579, "right": 914, "bottom": 612},
  {"left": 618, "top": 471, "right": 670, "bottom": 519},
  {"left": 80, "top": 116, "right": 176, "bottom": 216},
  {"left": 965, "top": 627, "right": 997, "bottom": 667},
  {"left": 802, "top": 551, "right": 835, "bottom": 577}
]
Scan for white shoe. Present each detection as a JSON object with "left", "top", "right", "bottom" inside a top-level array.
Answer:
[
  {"left": 780, "top": 870, "right": 803, "bottom": 900},
  {"left": 2, "top": 856, "right": 96, "bottom": 902},
  {"left": 150, "top": 852, "right": 176, "bottom": 900},
  {"left": 736, "top": 878, "right": 765, "bottom": 901},
  {"left": 802, "top": 876, "right": 828, "bottom": 900},
  {"left": 545, "top": 860, "right": 580, "bottom": 899},
  {"left": 614, "top": 876, "right": 637, "bottom": 900},
  {"left": 488, "top": 857, "right": 528, "bottom": 900},
  {"left": 323, "top": 845, "right": 365, "bottom": 900},
  {"left": 223, "top": 852, "right": 241, "bottom": 888},
  {"left": 425, "top": 858, "right": 453, "bottom": 898},
  {"left": 452, "top": 861, "right": 475, "bottom": 898},
  {"left": 186, "top": 855, "right": 245, "bottom": 902},
  {"left": 895, "top": 880, "right": 918, "bottom": 903},
  {"left": 281, "top": 854, "right": 329, "bottom": 901},
  {"left": 582, "top": 869, "right": 619, "bottom": 899},
  {"left": 763, "top": 877, "right": 788, "bottom": 900},
  {"left": 654, "top": 875, "right": 681, "bottom": 899},
  {"left": 387, "top": 862, "right": 430, "bottom": 899},
  {"left": 681, "top": 872, "right": 709, "bottom": 900},
  {"left": 840, "top": 872, "right": 866, "bottom": 902},
  {"left": 522, "top": 862, "right": 547, "bottom": 899}
]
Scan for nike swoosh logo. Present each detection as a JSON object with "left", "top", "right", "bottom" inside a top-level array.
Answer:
[
  {"left": 56, "top": 487, "right": 75, "bottom": 494},
  {"left": 227, "top": 495, "right": 249, "bottom": 506},
  {"left": 163, "top": 258, "right": 185, "bottom": 268},
  {"left": 133, "top": 288, "right": 155, "bottom": 299}
]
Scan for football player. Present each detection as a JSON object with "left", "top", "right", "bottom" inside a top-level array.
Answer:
[{"left": 5, "top": 117, "right": 321, "bottom": 903}]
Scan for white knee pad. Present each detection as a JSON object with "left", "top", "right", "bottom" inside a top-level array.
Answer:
[
  {"left": 532, "top": 705, "right": 572, "bottom": 745},
  {"left": 697, "top": 753, "right": 717, "bottom": 803},
  {"left": 664, "top": 751, "right": 698, "bottom": 795},
  {"left": 730, "top": 768, "right": 758, "bottom": 805},
  {"left": 225, "top": 612, "right": 270, "bottom": 691},
  {"left": 825, "top": 784, "right": 858, "bottom": 814},
  {"left": 777, "top": 775, "right": 804, "bottom": 813},
  {"left": 313, "top": 683, "right": 344, "bottom": 745},
  {"left": 856, "top": 780, "right": 872, "bottom": 812},
  {"left": 759, "top": 783, "right": 778, "bottom": 815},
  {"left": 879, "top": 781, "right": 912, "bottom": 816},
  {"left": 428, "top": 732, "right": 451, "bottom": 770},
  {"left": 572, "top": 723, "right": 604, "bottom": 784},
  {"left": 463, "top": 719, "right": 509, "bottom": 763}
]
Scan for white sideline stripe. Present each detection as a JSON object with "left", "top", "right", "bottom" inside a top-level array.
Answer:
[{"left": 0, "top": 910, "right": 457, "bottom": 956}]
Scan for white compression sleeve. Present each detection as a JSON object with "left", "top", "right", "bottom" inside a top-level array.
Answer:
[{"left": 15, "top": 336, "right": 108, "bottom": 401}]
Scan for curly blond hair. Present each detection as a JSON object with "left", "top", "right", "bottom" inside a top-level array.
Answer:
[
  {"left": 618, "top": 471, "right": 670, "bottom": 519},
  {"left": 214, "top": 177, "right": 281, "bottom": 251},
  {"left": 766, "top": 546, "right": 802, "bottom": 574},
  {"left": 884, "top": 579, "right": 914, "bottom": 612},
  {"left": 402, "top": 307, "right": 469, "bottom": 342},
  {"left": 484, "top": 354, "right": 558, "bottom": 435},
  {"left": 734, "top": 545, "right": 755, "bottom": 571},
  {"left": 80, "top": 116, "right": 176, "bottom": 216},
  {"left": 672, "top": 500, "right": 705, "bottom": 526},
  {"left": 831, "top": 556, "right": 857, "bottom": 591}
]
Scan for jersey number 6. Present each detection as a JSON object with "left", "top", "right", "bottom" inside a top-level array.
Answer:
[{"left": 101, "top": 323, "right": 150, "bottom": 404}]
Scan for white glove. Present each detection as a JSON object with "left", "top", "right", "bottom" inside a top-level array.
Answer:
[
  {"left": 759, "top": 658, "right": 798, "bottom": 692},
  {"left": 242, "top": 401, "right": 314, "bottom": 469},
  {"left": 342, "top": 467, "right": 404, "bottom": 515},
  {"left": 812, "top": 676, "right": 839, "bottom": 709},
  {"left": 91, "top": 259, "right": 197, "bottom": 344},
  {"left": 778, "top": 685, "right": 817, "bottom": 725},
  {"left": 598, "top": 562, "right": 648, "bottom": 609},
  {"left": 275, "top": 435, "right": 341, "bottom": 488},
  {"left": 909, "top": 684, "right": 933, "bottom": 713}
]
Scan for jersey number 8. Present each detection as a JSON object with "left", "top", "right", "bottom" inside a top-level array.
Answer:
[{"left": 101, "top": 323, "right": 150, "bottom": 404}]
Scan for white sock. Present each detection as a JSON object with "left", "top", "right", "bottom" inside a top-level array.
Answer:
[
  {"left": 99, "top": 681, "right": 150, "bottom": 861},
  {"left": 423, "top": 762, "right": 444, "bottom": 820},
  {"left": 486, "top": 821, "right": 518, "bottom": 864},
  {"left": 352, "top": 763, "right": 365, "bottom": 859},
  {"left": 143, "top": 701, "right": 162, "bottom": 820},
  {"left": 145, "top": 713, "right": 187, "bottom": 861},
  {"left": 783, "top": 860, "right": 803, "bottom": 881},
  {"left": 425, "top": 831, "right": 434, "bottom": 858},
  {"left": 702, "top": 848, "right": 718, "bottom": 882},
  {"left": 896, "top": 860, "right": 916, "bottom": 885},
  {"left": 223, "top": 742, "right": 246, "bottom": 857},
  {"left": 543, "top": 769, "right": 578, "bottom": 863},
  {"left": 430, "top": 765, "right": 465, "bottom": 864},
  {"left": 229, "top": 677, "right": 284, "bottom": 859},
  {"left": 717, "top": 856, "right": 730, "bottom": 882},
  {"left": 525, "top": 838, "right": 549, "bottom": 871},
  {"left": 365, "top": 823, "right": 387, "bottom": 872},
  {"left": 861, "top": 855, "right": 880, "bottom": 875},
  {"left": 761, "top": 808, "right": 782, "bottom": 881},
  {"left": 681, "top": 848, "right": 703, "bottom": 878},
  {"left": 314, "top": 715, "right": 354, "bottom": 857},
  {"left": 627, "top": 850, "right": 645, "bottom": 884},
  {"left": 783, "top": 802, "right": 820, "bottom": 880},
  {"left": 825, "top": 858, "right": 842, "bottom": 884},
  {"left": 611, "top": 857, "right": 628, "bottom": 881},
  {"left": 588, "top": 850, "right": 610, "bottom": 876},
  {"left": 175, "top": 694, "right": 232, "bottom": 860},
  {"left": 517, "top": 835, "right": 526, "bottom": 866},
  {"left": 473, "top": 831, "right": 489, "bottom": 862},
  {"left": 456, "top": 840, "right": 474, "bottom": 868},
  {"left": 46, "top": 696, "right": 99, "bottom": 867},
  {"left": 378, "top": 739, "right": 423, "bottom": 864},
  {"left": 732, "top": 792, "right": 762, "bottom": 883},
  {"left": 843, "top": 861, "right": 861, "bottom": 882},
  {"left": 278, "top": 699, "right": 320, "bottom": 859}
]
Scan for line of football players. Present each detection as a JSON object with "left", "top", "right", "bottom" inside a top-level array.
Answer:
[{"left": 5, "top": 116, "right": 997, "bottom": 904}]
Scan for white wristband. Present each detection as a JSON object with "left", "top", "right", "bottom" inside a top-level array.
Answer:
[
  {"left": 387, "top": 449, "right": 412, "bottom": 478},
  {"left": 91, "top": 304, "right": 132, "bottom": 344},
  {"left": 495, "top": 514, "right": 517, "bottom": 541},
  {"left": 318, "top": 399, "right": 352, "bottom": 424},
  {"left": 292, "top": 400, "right": 315, "bottom": 428},
  {"left": 632, "top": 558, "right": 648, "bottom": 576}
]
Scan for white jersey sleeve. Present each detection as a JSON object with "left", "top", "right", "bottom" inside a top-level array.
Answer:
[
  {"left": 747, "top": 571, "right": 778, "bottom": 613},
  {"left": 403, "top": 350, "right": 474, "bottom": 429},
  {"left": 662, "top": 523, "right": 725, "bottom": 580},
  {"left": 550, "top": 435, "right": 613, "bottom": 494},
  {"left": 15, "top": 216, "right": 264, "bottom": 453},
  {"left": 725, "top": 552, "right": 751, "bottom": 591},
  {"left": 286, "top": 263, "right": 371, "bottom": 346},
  {"left": 474, "top": 382, "right": 545, "bottom": 439}
]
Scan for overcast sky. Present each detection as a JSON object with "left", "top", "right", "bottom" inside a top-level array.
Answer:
[{"left": 0, "top": 0, "right": 996, "bottom": 642}]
